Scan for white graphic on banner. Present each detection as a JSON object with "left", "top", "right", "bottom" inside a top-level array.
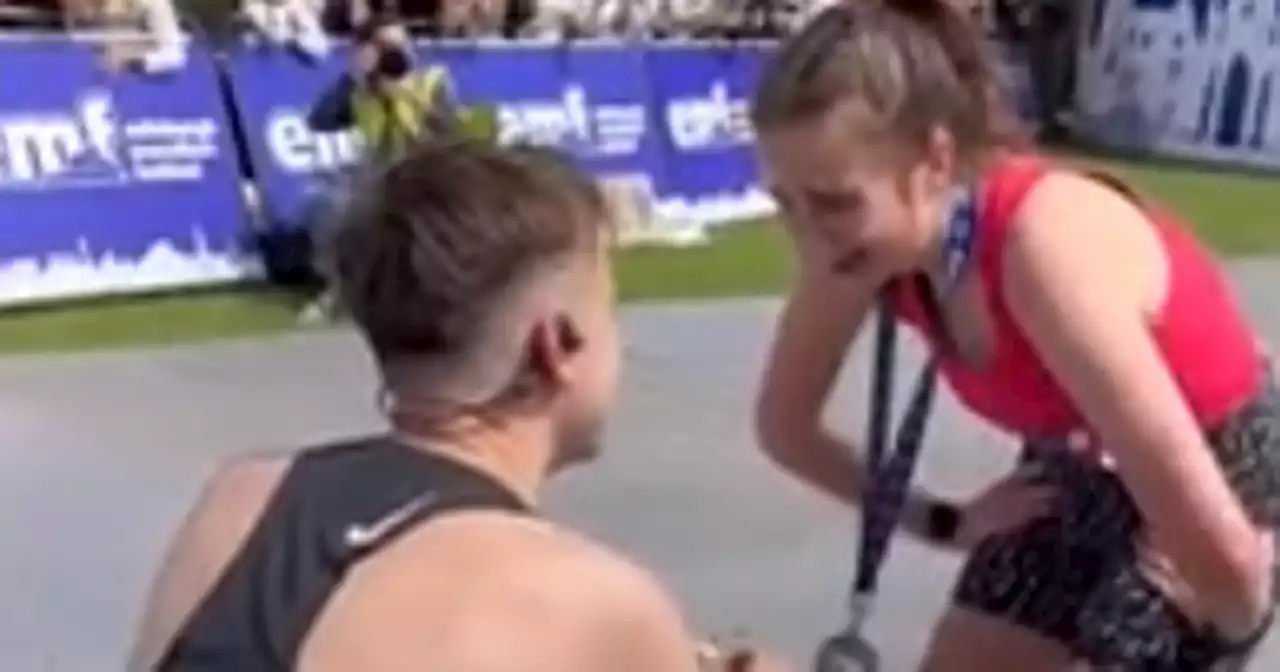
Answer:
[
  {"left": 1078, "top": 0, "right": 1280, "bottom": 167},
  {"left": 496, "top": 85, "right": 646, "bottom": 156},
  {"left": 0, "top": 90, "right": 246, "bottom": 306},
  {"left": 0, "top": 226, "right": 254, "bottom": 306},
  {"left": 664, "top": 80, "right": 753, "bottom": 151},
  {"left": 265, "top": 109, "right": 363, "bottom": 174},
  {"left": 262, "top": 87, "right": 647, "bottom": 169},
  {"left": 0, "top": 90, "right": 221, "bottom": 190},
  {"left": 656, "top": 186, "right": 775, "bottom": 225}
]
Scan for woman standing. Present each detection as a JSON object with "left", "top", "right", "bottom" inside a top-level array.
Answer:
[{"left": 750, "top": 1, "right": 1279, "bottom": 669}]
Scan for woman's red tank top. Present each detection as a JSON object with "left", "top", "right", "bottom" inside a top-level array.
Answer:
[{"left": 892, "top": 155, "right": 1261, "bottom": 437}]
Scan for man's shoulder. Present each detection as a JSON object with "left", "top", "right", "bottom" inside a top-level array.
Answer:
[
  {"left": 185, "top": 453, "right": 295, "bottom": 534},
  {"left": 395, "top": 512, "right": 678, "bottom": 614},
  {"left": 522, "top": 524, "right": 678, "bottom": 611},
  {"left": 157, "top": 451, "right": 296, "bottom": 586},
  {"left": 305, "top": 515, "right": 696, "bottom": 670},
  {"left": 128, "top": 453, "right": 294, "bottom": 670}
]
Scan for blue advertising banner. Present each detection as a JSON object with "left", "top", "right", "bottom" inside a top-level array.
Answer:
[
  {"left": 434, "top": 42, "right": 663, "bottom": 180},
  {"left": 644, "top": 44, "right": 766, "bottom": 204},
  {"left": 223, "top": 41, "right": 770, "bottom": 231},
  {"left": 222, "top": 44, "right": 359, "bottom": 231},
  {"left": 0, "top": 40, "right": 249, "bottom": 307}
]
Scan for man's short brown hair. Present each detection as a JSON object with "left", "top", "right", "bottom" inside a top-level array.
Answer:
[{"left": 328, "top": 137, "right": 609, "bottom": 371}]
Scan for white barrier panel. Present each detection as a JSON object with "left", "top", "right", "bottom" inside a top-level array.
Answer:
[{"left": 1076, "top": 0, "right": 1280, "bottom": 168}]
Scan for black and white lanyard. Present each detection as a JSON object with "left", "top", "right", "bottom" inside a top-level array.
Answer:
[{"left": 813, "top": 188, "right": 978, "bottom": 672}]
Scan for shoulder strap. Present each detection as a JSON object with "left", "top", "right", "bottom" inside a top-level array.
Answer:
[
  {"left": 977, "top": 154, "right": 1048, "bottom": 266},
  {"left": 339, "top": 487, "right": 531, "bottom": 565}
]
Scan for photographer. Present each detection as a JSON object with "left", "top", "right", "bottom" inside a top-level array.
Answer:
[{"left": 306, "top": 14, "right": 460, "bottom": 163}]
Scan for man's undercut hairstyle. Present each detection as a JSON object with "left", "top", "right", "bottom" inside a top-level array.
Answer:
[{"left": 329, "top": 137, "right": 609, "bottom": 377}]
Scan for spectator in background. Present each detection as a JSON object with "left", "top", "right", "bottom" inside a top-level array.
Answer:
[
  {"left": 398, "top": 0, "right": 444, "bottom": 33},
  {"left": 587, "top": 0, "right": 657, "bottom": 37},
  {"left": 320, "top": 0, "right": 377, "bottom": 33},
  {"left": 1024, "top": 0, "right": 1076, "bottom": 140},
  {"left": 321, "top": 0, "right": 442, "bottom": 35},
  {"left": 66, "top": 0, "right": 188, "bottom": 74},
  {"left": 525, "top": 0, "right": 586, "bottom": 37},
  {"left": 727, "top": 0, "right": 794, "bottom": 38},
  {"left": 0, "top": 0, "right": 64, "bottom": 29},
  {"left": 301, "top": 13, "right": 494, "bottom": 323},
  {"left": 526, "top": 0, "right": 726, "bottom": 39},
  {"left": 438, "top": 0, "right": 508, "bottom": 36},
  {"left": 307, "top": 15, "right": 461, "bottom": 163},
  {"left": 240, "top": 0, "right": 331, "bottom": 59},
  {"left": 499, "top": 0, "right": 536, "bottom": 37}
]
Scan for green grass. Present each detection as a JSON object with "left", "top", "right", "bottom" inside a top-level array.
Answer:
[
  {"left": 0, "top": 287, "right": 308, "bottom": 354},
  {"left": 1073, "top": 153, "right": 1280, "bottom": 255},
  {"left": 0, "top": 225, "right": 793, "bottom": 354},
  {"left": 616, "top": 222, "right": 790, "bottom": 302},
  {"left": 2, "top": 152, "right": 1279, "bottom": 354}
]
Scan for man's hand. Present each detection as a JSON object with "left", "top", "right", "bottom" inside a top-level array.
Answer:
[{"left": 696, "top": 639, "right": 793, "bottom": 671}]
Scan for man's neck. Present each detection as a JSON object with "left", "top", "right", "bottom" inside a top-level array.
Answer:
[{"left": 390, "top": 414, "right": 554, "bottom": 507}]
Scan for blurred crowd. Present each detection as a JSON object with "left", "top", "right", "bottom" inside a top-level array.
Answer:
[
  {"left": 0, "top": 0, "right": 1076, "bottom": 135},
  {"left": 0, "top": 0, "right": 1077, "bottom": 45},
  {"left": 0, "top": 0, "right": 830, "bottom": 45},
  {"left": 0, "top": 1, "right": 1077, "bottom": 53}
]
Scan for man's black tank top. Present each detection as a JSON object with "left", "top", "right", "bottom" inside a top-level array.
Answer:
[{"left": 157, "top": 437, "right": 530, "bottom": 670}]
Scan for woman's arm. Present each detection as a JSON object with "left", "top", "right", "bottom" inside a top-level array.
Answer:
[
  {"left": 753, "top": 246, "right": 879, "bottom": 506},
  {"left": 1001, "top": 172, "right": 1272, "bottom": 632},
  {"left": 754, "top": 238, "right": 969, "bottom": 537}
]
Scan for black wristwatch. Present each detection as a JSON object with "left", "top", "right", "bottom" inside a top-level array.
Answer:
[{"left": 925, "top": 501, "right": 962, "bottom": 544}]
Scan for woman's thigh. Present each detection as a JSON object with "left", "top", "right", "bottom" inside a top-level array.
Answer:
[
  {"left": 919, "top": 606, "right": 1077, "bottom": 672},
  {"left": 919, "top": 444, "right": 1134, "bottom": 670}
]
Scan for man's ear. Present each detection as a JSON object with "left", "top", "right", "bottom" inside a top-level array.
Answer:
[{"left": 526, "top": 313, "right": 584, "bottom": 390}]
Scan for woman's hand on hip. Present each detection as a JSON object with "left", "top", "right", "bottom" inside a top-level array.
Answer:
[{"left": 951, "top": 472, "right": 1058, "bottom": 551}]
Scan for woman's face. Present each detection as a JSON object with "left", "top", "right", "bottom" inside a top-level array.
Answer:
[{"left": 757, "top": 108, "right": 954, "bottom": 284}]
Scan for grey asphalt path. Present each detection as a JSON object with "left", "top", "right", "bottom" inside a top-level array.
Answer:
[{"left": 4, "top": 259, "right": 1280, "bottom": 671}]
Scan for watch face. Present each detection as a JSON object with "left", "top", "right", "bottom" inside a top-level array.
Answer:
[
  {"left": 375, "top": 48, "right": 412, "bottom": 79},
  {"left": 928, "top": 501, "right": 961, "bottom": 542},
  {"left": 815, "top": 631, "right": 879, "bottom": 672}
]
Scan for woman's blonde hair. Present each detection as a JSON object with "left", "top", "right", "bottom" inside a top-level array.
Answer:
[{"left": 751, "top": 0, "right": 1027, "bottom": 168}]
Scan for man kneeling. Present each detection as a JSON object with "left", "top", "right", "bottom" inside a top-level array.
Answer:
[{"left": 127, "top": 139, "right": 787, "bottom": 672}]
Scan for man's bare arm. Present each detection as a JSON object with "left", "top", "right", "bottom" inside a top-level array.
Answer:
[
  {"left": 587, "top": 553, "right": 794, "bottom": 672},
  {"left": 127, "top": 457, "right": 288, "bottom": 671},
  {"left": 592, "top": 558, "right": 704, "bottom": 672}
]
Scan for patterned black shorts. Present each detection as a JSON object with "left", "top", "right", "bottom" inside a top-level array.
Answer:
[{"left": 953, "top": 371, "right": 1280, "bottom": 670}]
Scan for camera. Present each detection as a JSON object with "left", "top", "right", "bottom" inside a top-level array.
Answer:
[{"left": 373, "top": 46, "right": 412, "bottom": 80}]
